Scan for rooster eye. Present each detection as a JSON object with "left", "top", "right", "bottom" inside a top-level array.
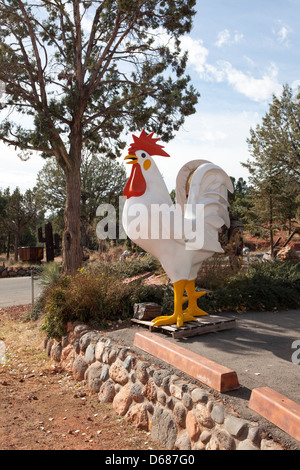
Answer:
[{"left": 136, "top": 150, "right": 149, "bottom": 159}]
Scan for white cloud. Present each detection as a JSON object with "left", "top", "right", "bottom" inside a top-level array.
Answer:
[
  {"left": 292, "top": 80, "right": 300, "bottom": 90},
  {"left": 215, "top": 61, "right": 283, "bottom": 102},
  {"left": 154, "top": 31, "right": 280, "bottom": 103},
  {"left": 273, "top": 21, "right": 292, "bottom": 46},
  {"left": 278, "top": 26, "right": 288, "bottom": 43},
  {"left": 215, "top": 29, "right": 244, "bottom": 47},
  {"left": 182, "top": 36, "right": 282, "bottom": 102},
  {"left": 215, "top": 29, "right": 231, "bottom": 47},
  {"left": 142, "top": 111, "right": 262, "bottom": 191},
  {"left": 0, "top": 143, "right": 45, "bottom": 192},
  {"left": 178, "top": 36, "right": 209, "bottom": 74}
]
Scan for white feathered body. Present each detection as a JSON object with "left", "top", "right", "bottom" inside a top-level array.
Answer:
[{"left": 122, "top": 159, "right": 233, "bottom": 284}]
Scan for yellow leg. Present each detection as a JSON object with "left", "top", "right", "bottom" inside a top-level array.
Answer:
[
  {"left": 183, "top": 279, "right": 208, "bottom": 318},
  {"left": 152, "top": 280, "right": 187, "bottom": 328}
]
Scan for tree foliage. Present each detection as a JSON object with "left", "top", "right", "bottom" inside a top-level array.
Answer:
[
  {"left": 246, "top": 84, "right": 300, "bottom": 180},
  {"left": 0, "top": 0, "right": 199, "bottom": 273},
  {"left": 244, "top": 84, "right": 300, "bottom": 252},
  {"left": 0, "top": 0, "right": 198, "bottom": 159},
  {"left": 0, "top": 187, "right": 44, "bottom": 260},
  {"left": 34, "top": 153, "right": 127, "bottom": 247},
  {"left": 229, "top": 176, "right": 253, "bottom": 223}
]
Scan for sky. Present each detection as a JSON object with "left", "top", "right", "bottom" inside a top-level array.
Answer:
[{"left": 0, "top": 0, "right": 299, "bottom": 193}]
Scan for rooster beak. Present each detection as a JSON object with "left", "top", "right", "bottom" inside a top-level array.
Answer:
[{"left": 124, "top": 155, "right": 138, "bottom": 164}]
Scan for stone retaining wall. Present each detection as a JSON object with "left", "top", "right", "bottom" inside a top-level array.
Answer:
[
  {"left": 0, "top": 265, "right": 32, "bottom": 278},
  {"left": 44, "top": 322, "right": 285, "bottom": 451}
]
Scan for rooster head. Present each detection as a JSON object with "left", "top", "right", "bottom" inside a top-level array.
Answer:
[{"left": 123, "top": 130, "right": 170, "bottom": 199}]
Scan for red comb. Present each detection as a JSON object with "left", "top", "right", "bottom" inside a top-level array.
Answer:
[{"left": 128, "top": 129, "right": 170, "bottom": 157}]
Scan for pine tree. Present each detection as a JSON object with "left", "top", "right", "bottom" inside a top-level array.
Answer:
[
  {"left": 244, "top": 85, "right": 300, "bottom": 253},
  {"left": 0, "top": 0, "right": 199, "bottom": 274},
  {"left": 247, "top": 84, "right": 300, "bottom": 181}
]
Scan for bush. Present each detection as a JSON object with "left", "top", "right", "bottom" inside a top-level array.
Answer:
[
  {"left": 200, "top": 260, "right": 300, "bottom": 313},
  {"left": 85, "top": 253, "right": 161, "bottom": 280},
  {"left": 42, "top": 268, "right": 173, "bottom": 339},
  {"left": 25, "top": 262, "right": 62, "bottom": 321},
  {"left": 40, "top": 255, "right": 300, "bottom": 339},
  {"left": 196, "top": 256, "right": 235, "bottom": 291},
  {"left": 38, "top": 262, "right": 62, "bottom": 288}
]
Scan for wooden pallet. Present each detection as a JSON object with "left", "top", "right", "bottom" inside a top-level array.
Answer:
[{"left": 131, "top": 315, "right": 236, "bottom": 339}]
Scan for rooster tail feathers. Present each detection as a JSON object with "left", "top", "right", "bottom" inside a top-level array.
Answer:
[
  {"left": 176, "top": 161, "right": 233, "bottom": 253},
  {"left": 187, "top": 163, "right": 233, "bottom": 203},
  {"left": 176, "top": 159, "right": 211, "bottom": 211},
  {"left": 202, "top": 200, "right": 231, "bottom": 228},
  {"left": 185, "top": 163, "right": 233, "bottom": 216}
]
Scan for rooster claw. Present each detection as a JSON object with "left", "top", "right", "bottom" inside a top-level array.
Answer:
[
  {"left": 183, "top": 307, "right": 208, "bottom": 317},
  {"left": 182, "top": 313, "right": 197, "bottom": 322},
  {"left": 151, "top": 313, "right": 183, "bottom": 328},
  {"left": 151, "top": 312, "right": 199, "bottom": 328}
]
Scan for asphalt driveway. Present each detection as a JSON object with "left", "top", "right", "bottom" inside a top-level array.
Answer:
[
  {"left": 110, "top": 310, "right": 300, "bottom": 402},
  {"left": 108, "top": 309, "right": 300, "bottom": 448},
  {"left": 0, "top": 277, "right": 43, "bottom": 307}
]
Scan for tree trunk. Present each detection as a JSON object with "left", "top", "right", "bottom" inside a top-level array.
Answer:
[
  {"left": 6, "top": 232, "right": 10, "bottom": 260},
  {"left": 270, "top": 227, "right": 274, "bottom": 257},
  {"left": 269, "top": 196, "right": 274, "bottom": 258},
  {"left": 62, "top": 163, "right": 82, "bottom": 275},
  {"left": 80, "top": 217, "right": 88, "bottom": 248},
  {"left": 14, "top": 231, "right": 19, "bottom": 262}
]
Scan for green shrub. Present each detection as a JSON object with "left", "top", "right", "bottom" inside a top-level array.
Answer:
[
  {"left": 42, "top": 268, "right": 173, "bottom": 339},
  {"left": 41, "top": 256, "right": 300, "bottom": 339},
  {"left": 196, "top": 256, "right": 235, "bottom": 291},
  {"left": 38, "top": 262, "right": 62, "bottom": 288},
  {"left": 130, "top": 283, "right": 174, "bottom": 315},
  {"left": 85, "top": 254, "right": 161, "bottom": 280},
  {"left": 25, "top": 262, "right": 62, "bottom": 321},
  {"left": 199, "top": 260, "right": 300, "bottom": 313},
  {"left": 119, "top": 254, "right": 161, "bottom": 278}
]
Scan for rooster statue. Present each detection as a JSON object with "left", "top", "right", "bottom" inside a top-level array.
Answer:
[{"left": 122, "top": 130, "right": 233, "bottom": 328}]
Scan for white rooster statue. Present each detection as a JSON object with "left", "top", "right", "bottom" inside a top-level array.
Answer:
[{"left": 122, "top": 130, "right": 233, "bottom": 328}]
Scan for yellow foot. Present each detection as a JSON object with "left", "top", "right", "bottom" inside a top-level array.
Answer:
[
  {"left": 151, "top": 280, "right": 208, "bottom": 329},
  {"left": 182, "top": 312, "right": 197, "bottom": 322},
  {"left": 194, "top": 291, "right": 207, "bottom": 300},
  {"left": 184, "top": 280, "right": 208, "bottom": 317},
  {"left": 152, "top": 313, "right": 183, "bottom": 328},
  {"left": 151, "top": 312, "right": 198, "bottom": 327},
  {"left": 183, "top": 305, "right": 208, "bottom": 317}
]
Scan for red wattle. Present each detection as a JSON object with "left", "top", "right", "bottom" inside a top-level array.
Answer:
[{"left": 123, "top": 163, "right": 146, "bottom": 199}]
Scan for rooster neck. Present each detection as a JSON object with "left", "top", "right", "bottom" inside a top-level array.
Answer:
[
  {"left": 124, "top": 158, "right": 172, "bottom": 205},
  {"left": 143, "top": 158, "right": 172, "bottom": 204}
]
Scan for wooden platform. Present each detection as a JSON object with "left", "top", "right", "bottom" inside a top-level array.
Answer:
[{"left": 131, "top": 315, "right": 236, "bottom": 339}]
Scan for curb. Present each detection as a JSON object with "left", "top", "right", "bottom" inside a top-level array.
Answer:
[
  {"left": 134, "top": 331, "right": 300, "bottom": 445},
  {"left": 134, "top": 331, "right": 239, "bottom": 393},
  {"left": 249, "top": 387, "right": 300, "bottom": 443}
]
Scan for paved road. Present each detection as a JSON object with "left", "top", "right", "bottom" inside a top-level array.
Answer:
[{"left": 0, "top": 277, "right": 43, "bottom": 307}]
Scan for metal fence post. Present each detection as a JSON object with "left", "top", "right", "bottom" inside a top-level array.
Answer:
[{"left": 31, "top": 267, "right": 34, "bottom": 305}]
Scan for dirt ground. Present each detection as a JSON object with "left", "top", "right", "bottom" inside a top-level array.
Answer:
[{"left": 0, "top": 305, "right": 164, "bottom": 451}]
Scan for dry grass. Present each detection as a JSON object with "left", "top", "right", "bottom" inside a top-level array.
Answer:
[
  {"left": 0, "top": 305, "right": 165, "bottom": 450},
  {"left": 0, "top": 305, "right": 45, "bottom": 355}
]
